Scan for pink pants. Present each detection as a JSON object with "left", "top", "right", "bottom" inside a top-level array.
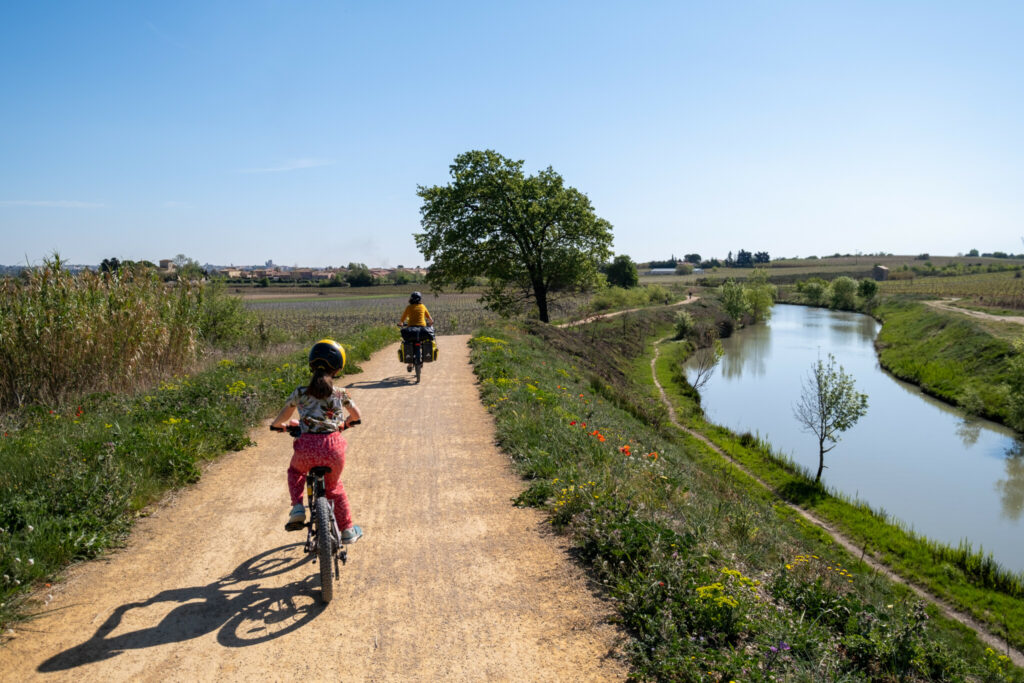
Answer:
[{"left": 287, "top": 432, "right": 352, "bottom": 530}]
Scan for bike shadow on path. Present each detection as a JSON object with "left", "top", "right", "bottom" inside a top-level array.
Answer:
[
  {"left": 346, "top": 375, "right": 418, "bottom": 390},
  {"left": 38, "top": 544, "right": 324, "bottom": 673}
]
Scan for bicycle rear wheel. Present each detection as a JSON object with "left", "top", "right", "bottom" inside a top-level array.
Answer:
[
  {"left": 315, "top": 497, "right": 334, "bottom": 603},
  {"left": 415, "top": 362, "right": 422, "bottom": 383}
]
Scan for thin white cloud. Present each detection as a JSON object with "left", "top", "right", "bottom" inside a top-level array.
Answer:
[
  {"left": 238, "top": 158, "right": 336, "bottom": 174},
  {"left": 0, "top": 200, "right": 105, "bottom": 208}
]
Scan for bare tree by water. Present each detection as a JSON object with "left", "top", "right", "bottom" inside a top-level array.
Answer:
[
  {"left": 794, "top": 354, "right": 868, "bottom": 483},
  {"left": 687, "top": 334, "right": 722, "bottom": 391}
]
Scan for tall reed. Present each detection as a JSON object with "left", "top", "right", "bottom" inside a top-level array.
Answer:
[{"left": 0, "top": 255, "right": 202, "bottom": 409}]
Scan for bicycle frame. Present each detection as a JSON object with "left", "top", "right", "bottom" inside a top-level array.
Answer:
[
  {"left": 303, "top": 468, "right": 345, "bottom": 567},
  {"left": 270, "top": 419, "right": 359, "bottom": 603}
]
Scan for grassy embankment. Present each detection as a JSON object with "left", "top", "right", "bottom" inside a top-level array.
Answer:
[
  {"left": 647, "top": 296, "right": 1024, "bottom": 656},
  {"left": 469, "top": 309, "right": 1020, "bottom": 681},
  {"left": 873, "top": 298, "right": 1019, "bottom": 425},
  {"left": 0, "top": 260, "right": 396, "bottom": 631}
]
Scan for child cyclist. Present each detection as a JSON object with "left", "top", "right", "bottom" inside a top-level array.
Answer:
[
  {"left": 271, "top": 339, "right": 363, "bottom": 544},
  {"left": 399, "top": 291, "right": 434, "bottom": 372}
]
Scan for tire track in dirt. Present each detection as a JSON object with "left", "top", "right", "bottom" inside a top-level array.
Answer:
[
  {"left": 0, "top": 337, "right": 628, "bottom": 681},
  {"left": 650, "top": 338, "right": 1024, "bottom": 667}
]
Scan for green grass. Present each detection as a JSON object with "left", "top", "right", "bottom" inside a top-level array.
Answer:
[
  {"left": 468, "top": 314, "right": 1018, "bottom": 681},
  {"left": 0, "top": 324, "right": 395, "bottom": 631},
  {"left": 649, "top": 313, "right": 1024, "bottom": 656},
  {"left": 874, "top": 298, "right": 1018, "bottom": 424}
]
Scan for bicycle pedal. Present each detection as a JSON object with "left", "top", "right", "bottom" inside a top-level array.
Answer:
[{"left": 284, "top": 520, "right": 305, "bottom": 532}]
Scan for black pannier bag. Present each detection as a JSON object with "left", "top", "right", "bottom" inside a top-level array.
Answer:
[{"left": 399, "top": 326, "right": 437, "bottom": 363}]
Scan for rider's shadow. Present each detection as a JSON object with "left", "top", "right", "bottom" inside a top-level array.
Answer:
[
  {"left": 346, "top": 376, "right": 416, "bottom": 389},
  {"left": 39, "top": 544, "right": 323, "bottom": 672}
]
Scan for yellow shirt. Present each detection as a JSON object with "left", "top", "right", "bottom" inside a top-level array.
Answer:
[{"left": 401, "top": 303, "right": 431, "bottom": 327}]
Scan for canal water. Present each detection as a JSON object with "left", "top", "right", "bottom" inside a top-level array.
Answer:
[{"left": 688, "top": 304, "right": 1024, "bottom": 573}]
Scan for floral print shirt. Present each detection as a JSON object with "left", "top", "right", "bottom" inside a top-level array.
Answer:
[{"left": 286, "top": 386, "right": 354, "bottom": 434}]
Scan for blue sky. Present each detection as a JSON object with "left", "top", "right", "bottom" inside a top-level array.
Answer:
[{"left": 3, "top": 1, "right": 1024, "bottom": 267}]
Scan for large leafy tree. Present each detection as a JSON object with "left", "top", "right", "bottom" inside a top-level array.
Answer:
[
  {"left": 720, "top": 278, "right": 750, "bottom": 321},
  {"left": 344, "top": 262, "right": 374, "bottom": 287},
  {"left": 830, "top": 276, "right": 858, "bottom": 310},
  {"left": 604, "top": 254, "right": 639, "bottom": 288},
  {"left": 743, "top": 268, "right": 777, "bottom": 322},
  {"left": 416, "top": 150, "right": 613, "bottom": 323}
]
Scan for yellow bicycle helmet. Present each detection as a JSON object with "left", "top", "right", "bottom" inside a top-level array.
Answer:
[{"left": 308, "top": 339, "right": 346, "bottom": 376}]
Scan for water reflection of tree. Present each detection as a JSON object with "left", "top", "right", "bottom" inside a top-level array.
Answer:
[
  {"left": 995, "top": 441, "right": 1024, "bottom": 521},
  {"left": 720, "top": 326, "right": 770, "bottom": 379},
  {"left": 956, "top": 419, "right": 982, "bottom": 448}
]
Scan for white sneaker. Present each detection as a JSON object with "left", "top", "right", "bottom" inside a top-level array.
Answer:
[{"left": 285, "top": 504, "right": 305, "bottom": 531}]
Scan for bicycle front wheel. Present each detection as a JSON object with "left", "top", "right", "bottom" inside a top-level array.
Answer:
[{"left": 315, "top": 497, "right": 335, "bottom": 603}]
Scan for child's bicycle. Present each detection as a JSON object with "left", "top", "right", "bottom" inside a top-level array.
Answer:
[{"left": 269, "top": 419, "right": 360, "bottom": 603}]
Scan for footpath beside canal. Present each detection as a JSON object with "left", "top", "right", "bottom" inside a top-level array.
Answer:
[{"left": 651, "top": 336, "right": 1024, "bottom": 667}]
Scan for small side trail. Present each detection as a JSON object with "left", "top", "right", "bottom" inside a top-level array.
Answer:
[
  {"left": 0, "top": 337, "right": 627, "bottom": 681},
  {"left": 651, "top": 338, "right": 1024, "bottom": 667},
  {"left": 558, "top": 295, "right": 698, "bottom": 328},
  {"left": 925, "top": 298, "right": 1024, "bottom": 326}
]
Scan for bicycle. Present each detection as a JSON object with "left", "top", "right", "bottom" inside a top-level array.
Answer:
[
  {"left": 398, "top": 323, "right": 436, "bottom": 383},
  {"left": 269, "top": 419, "right": 360, "bottom": 603}
]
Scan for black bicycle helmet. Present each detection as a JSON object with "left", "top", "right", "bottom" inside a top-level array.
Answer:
[
  {"left": 308, "top": 339, "right": 346, "bottom": 376},
  {"left": 409, "top": 291, "right": 422, "bottom": 304}
]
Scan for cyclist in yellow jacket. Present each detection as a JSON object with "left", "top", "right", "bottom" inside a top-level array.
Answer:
[
  {"left": 400, "top": 291, "right": 433, "bottom": 328},
  {"left": 400, "top": 292, "right": 434, "bottom": 372}
]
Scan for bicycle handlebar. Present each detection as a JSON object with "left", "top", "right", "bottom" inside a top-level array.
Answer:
[{"left": 270, "top": 419, "right": 360, "bottom": 436}]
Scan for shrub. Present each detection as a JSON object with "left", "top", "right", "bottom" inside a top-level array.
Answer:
[
  {"left": 830, "top": 276, "right": 858, "bottom": 310},
  {"left": 0, "top": 256, "right": 201, "bottom": 409},
  {"left": 857, "top": 278, "right": 878, "bottom": 301},
  {"left": 673, "top": 311, "right": 696, "bottom": 340}
]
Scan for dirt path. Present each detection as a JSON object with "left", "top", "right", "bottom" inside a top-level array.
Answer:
[
  {"left": 925, "top": 299, "right": 1024, "bottom": 325},
  {"left": 651, "top": 339, "right": 1024, "bottom": 667},
  {"left": 559, "top": 296, "right": 698, "bottom": 328},
  {"left": 0, "top": 337, "right": 627, "bottom": 681}
]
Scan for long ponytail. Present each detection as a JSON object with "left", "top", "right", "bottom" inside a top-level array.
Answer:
[{"left": 306, "top": 367, "right": 333, "bottom": 399}]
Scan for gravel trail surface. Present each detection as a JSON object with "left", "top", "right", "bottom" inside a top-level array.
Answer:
[{"left": 0, "top": 336, "right": 626, "bottom": 682}]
